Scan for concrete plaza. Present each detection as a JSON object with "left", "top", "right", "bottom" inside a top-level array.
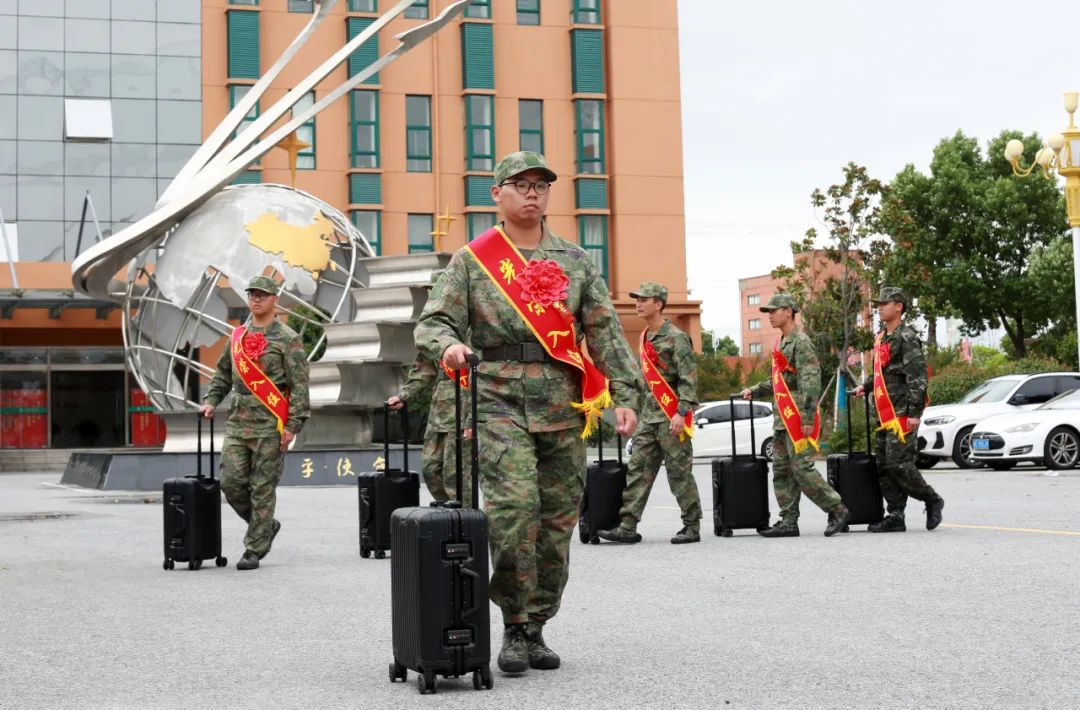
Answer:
[{"left": 1, "top": 462, "right": 1077, "bottom": 709}]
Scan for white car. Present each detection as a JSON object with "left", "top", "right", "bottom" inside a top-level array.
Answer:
[
  {"left": 971, "top": 388, "right": 1080, "bottom": 470},
  {"left": 692, "top": 400, "right": 774, "bottom": 460},
  {"left": 917, "top": 372, "right": 1080, "bottom": 468}
]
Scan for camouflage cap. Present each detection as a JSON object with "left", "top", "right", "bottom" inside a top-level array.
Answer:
[
  {"left": 759, "top": 293, "right": 799, "bottom": 313},
  {"left": 493, "top": 151, "right": 558, "bottom": 186},
  {"left": 872, "top": 286, "right": 909, "bottom": 307},
  {"left": 245, "top": 275, "right": 279, "bottom": 294},
  {"left": 629, "top": 282, "right": 669, "bottom": 301}
]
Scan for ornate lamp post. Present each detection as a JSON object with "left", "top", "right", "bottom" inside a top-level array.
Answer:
[{"left": 1004, "top": 91, "right": 1080, "bottom": 365}]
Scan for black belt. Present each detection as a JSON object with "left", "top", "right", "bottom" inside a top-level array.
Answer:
[{"left": 481, "top": 343, "right": 552, "bottom": 363}]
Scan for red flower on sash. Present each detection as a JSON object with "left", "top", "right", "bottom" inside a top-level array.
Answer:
[
  {"left": 517, "top": 259, "right": 570, "bottom": 308},
  {"left": 877, "top": 341, "right": 892, "bottom": 368},
  {"left": 242, "top": 332, "right": 268, "bottom": 360},
  {"left": 643, "top": 341, "right": 668, "bottom": 370}
]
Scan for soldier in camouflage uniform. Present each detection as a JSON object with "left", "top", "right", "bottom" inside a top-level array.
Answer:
[
  {"left": 855, "top": 287, "right": 944, "bottom": 532},
  {"left": 200, "top": 275, "right": 310, "bottom": 570},
  {"left": 387, "top": 352, "right": 472, "bottom": 504},
  {"left": 597, "top": 282, "right": 702, "bottom": 545},
  {"left": 743, "top": 294, "right": 850, "bottom": 537},
  {"left": 415, "top": 151, "right": 641, "bottom": 675}
]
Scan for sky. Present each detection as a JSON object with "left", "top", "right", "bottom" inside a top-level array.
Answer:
[{"left": 677, "top": 0, "right": 1080, "bottom": 345}]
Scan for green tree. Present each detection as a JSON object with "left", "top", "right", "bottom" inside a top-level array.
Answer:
[{"left": 285, "top": 305, "right": 329, "bottom": 361}]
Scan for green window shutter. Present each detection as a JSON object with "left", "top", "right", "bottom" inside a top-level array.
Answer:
[
  {"left": 347, "top": 17, "right": 379, "bottom": 85},
  {"left": 227, "top": 11, "right": 260, "bottom": 79},
  {"left": 571, "top": 29, "right": 603, "bottom": 93},
  {"left": 233, "top": 170, "right": 262, "bottom": 185},
  {"left": 350, "top": 173, "right": 381, "bottom": 204},
  {"left": 575, "top": 178, "right": 607, "bottom": 209},
  {"left": 461, "top": 23, "right": 494, "bottom": 90},
  {"left": 464, "top": 176, "right": 496, "bottom": 207}
]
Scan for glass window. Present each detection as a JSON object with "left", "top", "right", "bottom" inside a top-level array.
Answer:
[
  {"left": 229, "top": 0, "right": 260, "bottom": 5},
  {"left": 64, "top": 18, "right": 109, "bottom": 53},
  {"left": 111, "top": 55, "right": 155, "bottom": 99},
  {"left": 348, "top": 0, "right": 376, "bottom": 10},
  {"left": 958, "top": 378, "right": 1020, "bottom": 404},
  {"left": 111, "top": 98, "right": 156, "bottom": 143},
  {"left": 0, "top": 139, "right": 14, "bottom": 173},
  {"left": 111, "top": 177, "right": 156, "bottom": 224},
  {"left": 404, "top": 0, "right": 428, "bottom": 19},
  {"left": 572, "top": 0, "right": 600, "bottom": 24},
  {"left": 0, "top": 371, "right": 48, "bottom": 449},
  {"left": 733, "top": 402, "right": 752, "bottom": 420},
  {"left": 288, "top": 0, "right": 314, "bottom": 11},
  {"left": 517, "top": 0, "right": 540, "bottom": 25},
  {"left": 156, "top": 56, "right": 200, "bottom": 101},
  {"left": 156, "top": 100, "right": 200, "bottom": 144},
  {"left": 748, "top": 318, "right": 760, "bottom": 330},
  {"left": 111, "top": 21, "right": 156, "bottom": 55},
  {"left": 706, "top": 404, "right": 731, "bottom": 423},
  {"left": 464, "top": 0, "right": 490, "bottom": 19},
  {"left": 0, "top": 350, "right": 47, "bottom": 365},
  {"left": 292, "top": 91, "right": 316, "bottom": 170},
  {"left": 749, "top": 342, "right": 763, "bottom": 355},
  {"left": 753, "top": 404, "right": 771, "bottom": 418},
  {"left": 157, "top": 144, "right": 195, "bottom": 179},
  {"left": 575, "top": 99, "right": 604, "bottom": 174},
  {"left": 111, "top": 143, "right": 155, "bottom": 177},
  {"left": 111, "top": 0, "right": 155, "bottom": 21},
  {"left": 17, "top": 141, "right": 62, "bottom": 176},
  {"left": 1014, "top": 377, "right": 1057, "bottom": 405},
  {"left": 405, "top": 95, "right": 431, "bottom": 173},
  {"left": 351, "top": 210, "right": 380, "bottom": 255},
  {"left": 65, "top": 52, "right": 110, "bottom": 98},
  {"left": 0, "top": 18, "right": 13, "bottom": 51},
  {"left": 65, "top": 0, "right": 110, "bottom": 19},
  {"left": 1055, "top": 375, "right": 1080, "bottom": 396},
  {"left": 18, "top": 16, "right": 63, "bottom": 51},
  {"left": 66, "top": 142, "right": 109, "bottom": 177},
  {"left": 16, "top": 220, "right": 63, "bottom": 261},
  {"left": 350, "top": 89, "right": 378, "bottom": 168},
  {"left": 748, "top": 294, "right": 760, "bottom": 305},
  {"left": 467, "top": 212, "right": 496, "bottom": 240},
  {"left": 579, "top": 215, "right": 608, "bottom": 283},
  {"left": 464, "top": 94, "right": 493, "bottom": 172},
  {"left": 64, "top": 177, "right": 110, "bottom": 222},
  {"left": 17, "top": 175, "right": 62, "bottom": 220},
  {"left": 518, "top": 99, "right": 543, "bottom": 154},
  {"left": 157, "top": 0, "right": 202, "bottom": 22},
  {"left": 0, "top": 49, "right": 14, "bottom": 92},
  {"left": 18, "top": 51, "right": 63, "bottom": 96},
  {"left": 0, "top": 96, "right": 12, "bottom": 138},
  {"left": 407, "top": 213, "right": 433, "bottom": 253},
  {"left": 157, "top": 22, "right": 201, "bottom": 57}
]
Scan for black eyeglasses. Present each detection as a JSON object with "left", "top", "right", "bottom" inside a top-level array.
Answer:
[
  {"left": 500, "top": 179, "right": 551, "bottom": 195},
  {"left": 247, "top": 291, "right": 274, "bottom": 301}
]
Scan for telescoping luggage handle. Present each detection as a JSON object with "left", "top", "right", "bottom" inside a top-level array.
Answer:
[
  {"left": 844, "top": 388, "right": 873, "bottom": 454},
  {"left": 452, "top": 354, "right": 482, "bottom": 509},
  {"left": 728, "top": 393, "right": 756, "bottom": 459},
  {"left": 195, "top": 412, "right": 215, "bottom": 480},
  {"left": 383, "top": 399, "right": 409, "bottom": 475},
  {"left": 596, "top": 418, "right": 623, "bottom": 466}
]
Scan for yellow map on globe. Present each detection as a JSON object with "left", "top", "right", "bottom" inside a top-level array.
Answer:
[{"left": 245, "top": 211, "right": 338, "bottom": 278}]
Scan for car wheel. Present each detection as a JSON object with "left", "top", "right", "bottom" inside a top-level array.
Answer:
[
  {"left": 761, "top": 437, "right": 773, "bottom": 461},
  {"left": 986, "top": 461, "right": 1015, "bottom": 471},
  {"left": 916, "top": 454, "right": 938, "bottom": 469},
  {"left": 951, "top": 425, "right": 982, "bottom": 469},
  {"left": 1043, "top": 426, "right": 1080, "bottom": 470}
]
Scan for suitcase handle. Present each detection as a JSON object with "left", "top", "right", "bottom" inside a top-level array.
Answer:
[
  {"left": 845, "top": 388, "right": 873, "bottom": 454},
  {"left": 728, "top": 393, "right": 755, "bottom": 459},
  {"left": 594, "top": 420, "right": 624, "bottom": 466},
  {"left": 382, "top": 400, "right": 409, "bottom": 474},
  {"left": 195, "top": 412, "right": 215, "bottom": 480},
  {"left": 452, "top": 354, "right": 482, "bottom": 509}
]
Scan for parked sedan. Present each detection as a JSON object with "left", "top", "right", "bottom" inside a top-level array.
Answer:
[
  {"left": 970, "top": 389, "right": 1080, "bottom": 470},
  {"left": 692, "top": 400, "right": 774, "bottom": 460}
]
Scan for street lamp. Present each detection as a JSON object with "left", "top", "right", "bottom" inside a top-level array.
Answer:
[{"left": 1004, "top": 90, "right": 1080, "bottom": 365}]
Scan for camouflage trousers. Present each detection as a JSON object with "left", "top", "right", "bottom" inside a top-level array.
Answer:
[
  {"left": 875, "top": 430, "right": 942, "bottom": 518},
  {"left": 619, "top": 421, "right": 702, "bottom": 531},
  {"left": 478, "top": 417, "right": 585, "bottom": 626},
  {"left": 219, "top": 436, "right": 284, "bottom": 557},
  {"left": 771, "top": 430, "right": 842, "bottom": 522},
  {"left": 421, "top": 430, "right": 473, "bottom": 505}
]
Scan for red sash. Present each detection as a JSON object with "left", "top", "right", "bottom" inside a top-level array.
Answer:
[
  {"left": 440, "top": 359, "right": 470, "bottom": 389},
  {"left": 872, "top": 331, "right": 910, "bottom": 442},
  {"left": 640, "top": 330, "right": 693, "bottom": 440},
  {"left": 230, "top": 326, "right": 289, "bottom": 433},
  {"left": 465, "top": 227, "right": 611, "bottom": 437},
  {"left": 771, "top": 340, "right": 821, "bottom": 453}
]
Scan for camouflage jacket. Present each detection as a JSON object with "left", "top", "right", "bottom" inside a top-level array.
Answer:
[
  {"left": 749, "top": 326, "right": 820, "bottom": 431},
  {"left": 400, "top": 353, "right": 462, "bottom": 434},
  {"left": 861, "top": 323, "right": 928, "bottom": 422},
  {"left": 414, "top": 224, "right": 641, "bottom": 432},
  {"left": 640, "top": 320, "right": 698, "bottom": 424},
  {"left": 204, "top": 319, "right": 310, "bottom": 437}
]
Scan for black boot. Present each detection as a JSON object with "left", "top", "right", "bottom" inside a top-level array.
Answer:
[
  {"left": 524, "top": 622, "right": 560, "bottom": 670},
  {"left": 497, "top": 624, "right": 529, "bottom": 673},
  {"left": 596, "top": 527, "right": 642, "bottom": 544},
  {"left": 925, "top": 498, "right": 945, "bottom": 531},
  {"left": 758, "top": 520, "right": 799, "bottom": 538},
  {"left": 868, "top": 515, "right": 906, "bottom": 533},
  {"left": 824, "top": 506, "right": 850, "bottom": 537}
]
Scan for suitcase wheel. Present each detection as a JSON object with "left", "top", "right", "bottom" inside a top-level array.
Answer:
[
  {"left": 187, "top": 558, "right": 203, "bottom": 571},
  {"left": 713, "top": 523, "right": 722, "bottom": 537},
  {"left": 389, "top": 662, "right": 407, "bottom": 683},
  {"left": 374, "top": 549, "right": 386, "bottom": 560},
  {"left": 418, "top": 671, "right": 438, "bottom": 694},
  {"left": 360, "top": 545, "right": 371, "bottom": 559},
  {"left": 578, "top": 525, "right": 589, "bottom": 544},
  {"left": 589, "top": 536, "right": 600, "bottom": 545},
  {"left": 216, "top": 556, "right": 228, "bottom": 567},
  {"left": 163, "top": 558, "right": 174, "bottom": 571},
  {"left": 472, "top": 668, "right": 493, "bottom": 690},
  {"left": 722, "top": 528, "right": 734, "bottom": 538},
  {"left": 841, "top": 524, "right": 850, "bottom": 533}
]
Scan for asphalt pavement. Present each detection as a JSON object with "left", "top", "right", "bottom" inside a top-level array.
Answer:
[{"left": 1, "top": 462, "right": 1078, "bottom": 709}]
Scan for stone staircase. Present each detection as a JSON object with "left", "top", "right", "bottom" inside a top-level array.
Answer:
[{"left": 0, "top": 449, "right": 74, "bottom": 473}]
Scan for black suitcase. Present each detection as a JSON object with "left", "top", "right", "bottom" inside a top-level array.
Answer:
[
  {"left": 712, "top": 394, "right": 771, "bottom": 537},
  {"left": 578, "top": 429, "right": 627, "bottom": 544},
  {"left": 162, "top": 414, "right": 227, "bottom": 571},
  {"left": 358, "top": 402, "right": 421, "bottom": 559},
  {"left": 826, "top": 390, "right": 884, "bottom": 530},
  {"left": 389, "top": 355, "right": 492, "bottom": 695}
]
